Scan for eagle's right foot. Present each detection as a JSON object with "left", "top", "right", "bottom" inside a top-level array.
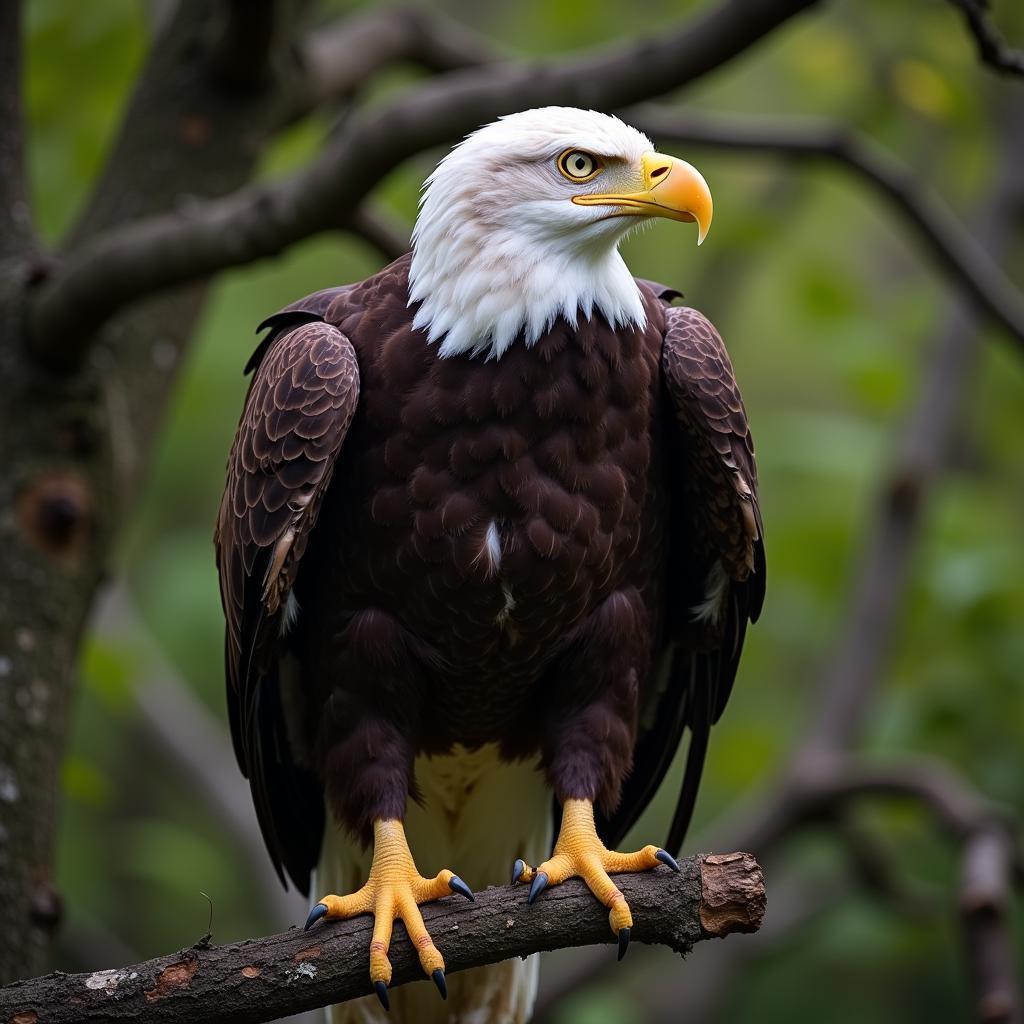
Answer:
[{"left": 304, "top": 818, "right": 473, "bottom": 1009}]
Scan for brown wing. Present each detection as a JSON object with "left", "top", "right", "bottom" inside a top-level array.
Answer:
[
  {"left": 602, "top": 303, "right": 765, "bottom": 854},
  {"left": 215, "top": 317, "right": 360, "bottom": 893}
]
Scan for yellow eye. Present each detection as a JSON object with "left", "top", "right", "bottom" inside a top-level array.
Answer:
[{"left": 558, "top": 149, "right": 601, "bottom": 182}]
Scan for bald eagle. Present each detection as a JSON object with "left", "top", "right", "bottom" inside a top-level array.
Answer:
[{"left": 216, "top": 107, "right": 764, "bottom": 1023}]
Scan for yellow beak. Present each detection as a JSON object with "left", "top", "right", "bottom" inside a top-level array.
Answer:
[{"left": 571, "top": 151, "right": 713, "bottom": 244}]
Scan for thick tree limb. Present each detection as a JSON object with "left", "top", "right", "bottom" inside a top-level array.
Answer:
[
  {"left": 630, "top": 107, "right": 1024, "bottom": 354},
  {"left": 947, "top": 0, "right": 1024, "bottom": 77},
  {"left": 0, "top": 854, "right": 764, "bottom": 1024},
  {"left": 0, "top": 0, "right": 317, "bottom": 984},
  {"left": 28, "top": 0, "right": 818, "bottom": 368},
  {"left": 0, "top": 0, "right": 32, "bottom": 257},
  {"left": 284, "top": 6, "right": 499, "bottom": 125}
]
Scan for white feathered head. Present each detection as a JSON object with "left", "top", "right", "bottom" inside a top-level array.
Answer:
[{"left": 409, "top": 107, "right": 712, "bottom": 359}]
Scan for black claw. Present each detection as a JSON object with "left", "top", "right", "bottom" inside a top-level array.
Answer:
[
  {"left": 375, "top": 981, "right": 390, "bottom": 1011},
  {"left": 432, "top": 968, "right": 448, "bottom": 1000},
  {"left": 303, "top": 903, "right": 328, "bottom": 931},
  {"left": 656, "top": 848, "right": 681, "bottom": 873},
  {"left": 527, "top": 871, "right": 549, "bottom": 905},
  {"left": 617, "top": 927, "right": 631, "bottom": 961},
  {"left": 448, "top": 875, "right": 475, "bottom": 902},
  {"left": 511, "top": 858, "right": 526, "bottom": 885}
]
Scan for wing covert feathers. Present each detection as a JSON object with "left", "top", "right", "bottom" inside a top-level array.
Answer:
[
  {"left": 661, "top": 306, "right": 765, "bottom": 852},
  {"left": 602, "top": 303, "right": 765, "bottom": 855},
  {"left": 215, "top": 318, "right": 360, "bottom": 892},
  {"left": 661, "top": 306, "right": 764, "bottom": 599}
]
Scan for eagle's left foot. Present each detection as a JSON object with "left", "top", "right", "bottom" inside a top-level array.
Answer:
[
  {"left": 304, "top": 818, "right": 473, "bottom": 1007},
  {"left": 512, "top": 798, "right": 679, "bottom": 960}
]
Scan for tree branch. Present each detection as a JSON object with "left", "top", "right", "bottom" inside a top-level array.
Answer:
[
  {"left": 0, "top": 0, "right": 33, "bottom": 257},
  {"left": 346, "top": 206, "right": 411, "bottom": 264},
  {"left": 630, "top": 107, "right": 1024, "bottom": 355},
  {"left": 0, "top": 854, "right": 764, "bottom": 1024},
  {"left": 959, "top": 829, "right": 1022, "bottom": 1024},
  {"left": 786, "top": 756, "right": 1016, "bottom": 841},
  {"left": 284, "top": 6, "right": 499, "bottom": 125},
  {"left": 28, "top": 0, "right": 818, "bottom": 369},
  {"left": 780, "top": 756, "right": 1024, "bottom": 1024},
  {"left": 947, "top": 0, "right": 1024, "bottom": 77}
]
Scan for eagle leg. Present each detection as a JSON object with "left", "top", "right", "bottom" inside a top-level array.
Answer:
[
  {"left": 305, "top": 818, "right": 473, "bottom": 1006},
  {"left": 512, "top": 798, "right": 679, "bottom": 960}
]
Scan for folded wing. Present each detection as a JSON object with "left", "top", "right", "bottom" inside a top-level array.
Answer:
[
  {"left": 215, "top": 316, "right": 360, "bottom": 893},
  {"left": 601, "top": 303, "right": 765, "bottom": 854}
]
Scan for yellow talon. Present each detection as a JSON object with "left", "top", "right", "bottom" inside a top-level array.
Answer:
[
  {"left": 305, "top": 818, "right": 472, "bottom": 997},
  {"left": 514, "top": 798, "right": 675, "bottom": 957}
]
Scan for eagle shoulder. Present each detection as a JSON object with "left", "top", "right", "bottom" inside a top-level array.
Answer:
[{"left": 662, "top": 305, "right": 764, "bottom": 604}]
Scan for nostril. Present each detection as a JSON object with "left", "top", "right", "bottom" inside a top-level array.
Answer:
[{"left": 650, "top": 165, "right": 670, "bottom": 181}]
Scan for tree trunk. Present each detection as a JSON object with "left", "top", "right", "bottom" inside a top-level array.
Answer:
[{"left": 0, "top": 0, "right": 301, "bottom": 982}]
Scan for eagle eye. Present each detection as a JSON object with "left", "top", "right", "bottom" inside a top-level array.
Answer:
[{"left": 558, "top": 149, "right": 601, "bottom": 182}]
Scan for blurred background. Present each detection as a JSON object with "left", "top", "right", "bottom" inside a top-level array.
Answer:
[{"left": 22, "top": 0, "right": 1023, "bottom": 1021}]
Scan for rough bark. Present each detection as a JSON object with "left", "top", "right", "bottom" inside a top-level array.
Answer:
[
  {"left": 0, "top": 0, "right": 32, "bottom": 256},
  {"left": 0, "top": 0, "right": 310, "bottom": 983},
  {"left": 0, "top": 855, "right": 764, "bottom": 1024}
]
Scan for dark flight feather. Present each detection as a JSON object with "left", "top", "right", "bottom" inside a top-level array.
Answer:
[
  {"left": 216, "top": 317, "right": 360, "bottom": 892},
  {"left": 598, "top": 303, "right": 765, "bottom": 854}
]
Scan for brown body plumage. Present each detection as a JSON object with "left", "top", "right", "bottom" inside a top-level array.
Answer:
[{"left": 216, "top": 252, "right": 764, "bottom": 895}]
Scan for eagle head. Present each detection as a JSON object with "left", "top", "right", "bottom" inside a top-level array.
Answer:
[{"left": 408, "top": 106, "right": 713, "bottom": 360}]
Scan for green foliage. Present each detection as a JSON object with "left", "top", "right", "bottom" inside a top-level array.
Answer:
[{"left": 30, "top": 0, "right": 1023, "bottom": 1016}]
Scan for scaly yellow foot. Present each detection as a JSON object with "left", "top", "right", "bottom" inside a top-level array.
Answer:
[
  {"left": 304, "top": 818, "right": 474, "bottom": 1009},
  {"left": 512, "top": 798, "right": 679, "bottom": 960}
]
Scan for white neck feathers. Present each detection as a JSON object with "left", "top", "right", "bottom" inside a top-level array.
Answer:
[{"left": 408, "top": 227, "right": 645, "bottom": 360}]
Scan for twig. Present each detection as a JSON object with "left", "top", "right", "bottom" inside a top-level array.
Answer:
[
  {"left": 960, "top": 830, "right": 1022, "bottom": 1024},
  {"left": 947, "top": 0, "right": 1024, "bottom": 77},
  {"left": 788, "top": 756, "right": 1014, "bottom": 841},
  {"left": 0, "top": 0, "right": 32, "bottom": 256},
  {"left": 0, "top": 854, "right": 764, "bottom": 1024},
  {"left": 28, "top": 0, "right": 820, "bottom": 368},
  {"left": 630, "top": 107, "right": 1024, "bottom": 357}
]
